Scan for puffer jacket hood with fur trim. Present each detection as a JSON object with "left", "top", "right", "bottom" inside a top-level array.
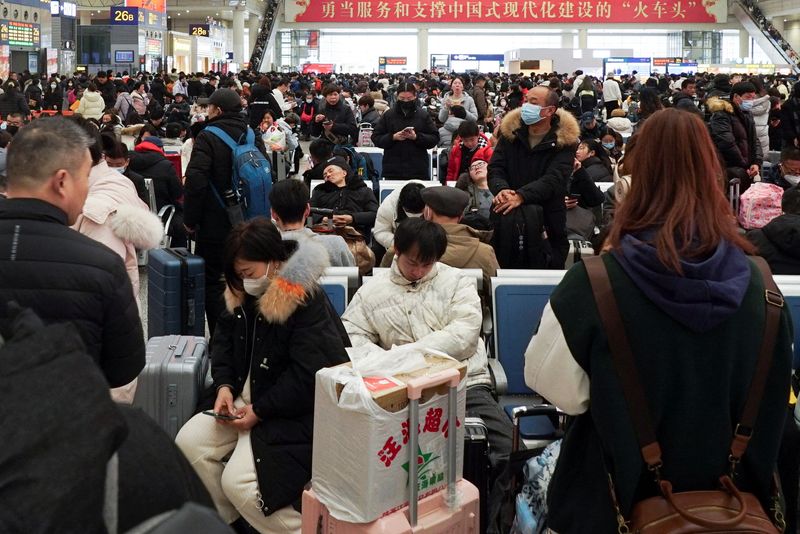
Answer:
[
  {"left": 706, "top": 95, "right": 734, "bottom": 115},
  {"left": 498, "top": 108, "right": 581, "bottom": 148},
  {"left": 224, "top": 237, "right": 330, "bottom": 324}
]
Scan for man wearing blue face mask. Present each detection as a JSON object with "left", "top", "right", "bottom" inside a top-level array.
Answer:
[
  {"left": 488, "top": 86, "right": 580, "bottom": 269},
  {"left": 708, "top": 81, "right": 763, "bottom": 192}
]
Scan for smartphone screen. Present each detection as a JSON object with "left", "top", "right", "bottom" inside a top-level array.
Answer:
[{"left": 202, "top": 410, "right": 242, "bottom": 421}]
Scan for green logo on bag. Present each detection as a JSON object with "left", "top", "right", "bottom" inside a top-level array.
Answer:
[{"left": 402, "top": 446, "right": 444, "bottom": 491}]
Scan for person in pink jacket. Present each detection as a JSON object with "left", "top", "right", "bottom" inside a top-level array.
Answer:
[{"left": 70, "top": 117, "right": 163, "bottom": 404}]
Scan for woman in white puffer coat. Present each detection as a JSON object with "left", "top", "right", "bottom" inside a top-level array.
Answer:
[{"left": 750, "top": 77, "right": 771, "bottom": 156}]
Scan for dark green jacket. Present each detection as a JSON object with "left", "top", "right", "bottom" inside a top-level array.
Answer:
[{"left": 546, "top": 254, "right": 792, "bottom": 533}]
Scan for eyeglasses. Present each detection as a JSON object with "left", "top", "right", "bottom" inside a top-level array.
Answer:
[
  {"left": 469, "top": 161, "right": 488, "bottom": 171},
  {"left": 781, "top": 162, "right": 800, "bottom": 175}
]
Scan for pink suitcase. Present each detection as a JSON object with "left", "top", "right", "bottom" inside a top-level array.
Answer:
[{"left": 302, "top": 369, "right": 480, "bottom": 533}]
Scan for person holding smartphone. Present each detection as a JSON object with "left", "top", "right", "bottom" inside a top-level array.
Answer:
[
  {"left": 176, "top": 219, "right": 350, "bottom": 533},
  {"left": 372, "top": 82, "right": 439, "bottom": 180}
]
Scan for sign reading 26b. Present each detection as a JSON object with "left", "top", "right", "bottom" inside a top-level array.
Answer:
[
  {"left": 110, "top": 6, "right": 138, "bottom": 25},
  {"left": 189, "top": 24, "right": 210, "bottom": 37}
]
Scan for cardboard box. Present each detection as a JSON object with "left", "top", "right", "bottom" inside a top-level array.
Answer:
[
  {"left": 312, "top": 356, "right": 466, "bottom": 523},
  {"left": 334, "top": 354, "right": 468, "bottom": 412}
]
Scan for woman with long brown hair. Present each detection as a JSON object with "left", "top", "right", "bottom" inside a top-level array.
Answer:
[{"left": 523, "top": 108, "right": 792, "bottom": 532}]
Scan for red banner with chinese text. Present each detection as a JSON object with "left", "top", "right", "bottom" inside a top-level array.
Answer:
[{"left": 285, "top": 0, "right": 725, "bottom": 23}]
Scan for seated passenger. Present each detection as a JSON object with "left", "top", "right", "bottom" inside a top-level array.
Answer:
[
  {"left": 269, "top": 178, "right": 355, "bottom": 267},
  {"left": 310, "top": 156, "right": 378, "bottom": 238},
  {"left": 455, "top": 148, "right": 495, "bottom": 221},
  {"left": 176, "top": 218, "right": 349, "bottom": 533},
  {"left": 343, "top": 218, "right": 511, "bottom": 527},
  {"left": 579, "top": 111, "right": 607, "bottom": 141},
  {"left": 762, "top": 146, "right": 800, "bottom": 190},
  {"left": 524, "top": 108, "right": 792, "bottom": 532},
  {"left": 372, "top": 181, "right": 426, "bottom": 253},
  {"left": 381, "top": 187, "right": 498, "bottom": 301},
  {"left": 438, "top": 104, "right": 466, "bottom": 148},
  {"left": 445, "top": 120, "right": 491, "bottom": 183},
  {"left": 747, "top": 185, "right": 800, "bottom": 274},
  {"left": 302, "top": 138, "right": 333, "bottom": 191}
]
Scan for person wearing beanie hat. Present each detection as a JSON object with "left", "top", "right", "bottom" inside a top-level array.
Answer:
[
  {"left": 183, "top": 81, "right": 267, "bottom": 337},
  {"left": 310, "top": 154, "right": 378, "bottom": 237},
  {"left": 455, "top": 146, "right": 494, "bottom": 221}
]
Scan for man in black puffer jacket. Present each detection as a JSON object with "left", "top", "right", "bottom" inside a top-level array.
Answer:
[
  {"left": 0, "top": 117, "right": 144, "bottom": 389},
  {"left": 184, "top": 88, "right": 267, "bottom": 336},
  {"left": 372, "top": 82, "right": 439, "bottom": 179}
]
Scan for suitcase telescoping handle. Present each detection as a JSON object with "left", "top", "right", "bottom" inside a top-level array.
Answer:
[{"left": 406, "top": 368, "right": 461, "bottom": 528}]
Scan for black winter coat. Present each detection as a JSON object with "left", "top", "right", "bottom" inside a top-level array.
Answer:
[
  {"left": 310, "top": 174, "right": 379, "bottom": 237},
  {"left": 311, "top": 99, "right": 358, "bottom": 143},
  {"left": 782, "top": 96, "right": 800, "bottom": 149},
  {"left": 95, "top": 79, "right": 117, "bottom": 108},
  {"left": 129, "top": 145, "right": 184, "bottom": 211},
  {"left": 211, "top": 243, "right": 350, "bottom": 514},
  {"left": 0, "top": 199, "right": 145, "bottom": 387},
  {"left": 248, "top": 85, "right": 284, "bottom": 129},
  {"left": 0, "top": 304, "right": 213, "bottom": 533},
  {"left": 0, "top": 90, "right": 29, "bottom": 117},
  {"left": 42, "top": 88, "right": 63, "bottom": 111},
  {"left": 187, "top": 79, "right": 203, "bottom": 99},
  {"left": 708, "top": 97, "right": 763, "bottom": 171},
  {"left": 488, "top": 108, "right": 580, "bottom": 268},
  {"left": 184, "top": 112, "right": 267, "bottom": 244},
  {"left": 569, "top": 158, "right": 607, "bottom": 209},
  {"left": 747, "top": 214, "right": 800, "bottom": 275},
  {"left": 372, "top": 101, "right": 439, "bottom": 179},
  {"left": 150, "top": 79, "right": 169, "bottom": 105}
]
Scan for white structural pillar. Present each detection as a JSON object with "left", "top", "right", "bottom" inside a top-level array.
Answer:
[
  {"left": 578, "top": 28, "right": 588, "bottom": 50},
  {"left": 233, "top": 6, "right": 246, "bottom": 64},
  {"left": 561, "top": 31, "right": 574, "bottom": 49},
  {"left": 418, "top": 28, "right": 429, "bottom": 71},
  {"left": 190, "top": 35, "right": 199, "bottom": 73},
  {"left": 248, "top": 14, "right": 261, "bottom": 61},
  {"left": 739, "top": 27, "right": 750, "bottom": 60}
]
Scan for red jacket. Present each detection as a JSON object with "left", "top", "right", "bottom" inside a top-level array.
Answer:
[{"left": 445, "top": 133, "right": 492, "bottom": 182}]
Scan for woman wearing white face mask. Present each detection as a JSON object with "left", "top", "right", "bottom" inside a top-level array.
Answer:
[
  {"left": 176, "top": 218, "right": 350, "bottom": 534},
  {"left": 42, "top": 80, "right": 64, "bottom": 111}
]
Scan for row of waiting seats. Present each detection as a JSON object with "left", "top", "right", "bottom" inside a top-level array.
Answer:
[{"left": 320, "top": 265, "right": 800, "bottom": 442}]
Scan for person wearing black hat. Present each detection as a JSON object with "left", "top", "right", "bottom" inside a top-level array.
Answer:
[
  {"left": 383, "top": 185, "right": 499, "bottom": 298},
  {"left": 184, "top": 88, "right": 267, "bottom": 336},
  {"left": 579, "top": 111, "right": 606, "bottom": 141},
  {"left": 309, "top": 155, "right": 378, "bottom": 238}
]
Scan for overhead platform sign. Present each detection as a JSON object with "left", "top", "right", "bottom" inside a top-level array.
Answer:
[{"left": 286, "top": 0, "right": 726, "bottom": 23}]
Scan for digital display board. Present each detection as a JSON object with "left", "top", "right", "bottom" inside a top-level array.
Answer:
[
  {"left": 603, "top": 57, "right": 651, "bottom": 76},
  {"left": 115, "top": 50, "right": 135, "bottom": 63},
  {"left": 0, "top": 21, "right": 40, "bottom": 47}
]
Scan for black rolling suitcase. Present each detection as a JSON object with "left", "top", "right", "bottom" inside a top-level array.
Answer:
[
  {"left": 463, "top": 416, "right": 490, "bottom": 534},
  {"left": 148, "top": 248, "right": 205, "bottom": 338}
]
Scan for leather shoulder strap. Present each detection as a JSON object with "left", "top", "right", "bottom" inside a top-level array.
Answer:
[
  {"left": 584, "top": 255, "right": 663, "bottom": 468},
  {"left": 729, "top": 256, "right": 783, "bottom": 461}
]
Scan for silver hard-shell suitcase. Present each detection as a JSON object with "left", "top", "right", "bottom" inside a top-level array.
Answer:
[{"left": 133, "top": 335, "right": 209, "bottom": 439}]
